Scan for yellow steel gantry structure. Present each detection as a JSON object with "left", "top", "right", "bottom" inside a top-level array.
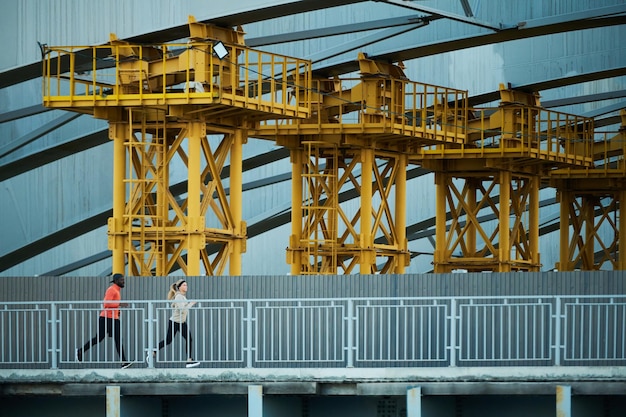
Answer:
[
  {"left": 549, "top": 110, "right": 626, "bottom": 271},
  {"left": 42, "top": 17, "right": 311, "bottom": 276},
  {"left": 414, "top": 85, "right": 594, "bottom": 272},
  {"left": 43, "top": 18, "right": 619, "bottom": 275},
  {"left": 253, "top": 54, "right": 468, "bottom": 274}
]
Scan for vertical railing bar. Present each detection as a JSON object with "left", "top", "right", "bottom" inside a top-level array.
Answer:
[
  {"left": 386, "top": 305, "right": 391, "bottom": 361},
  {"left": 270, "top": 306, "right": 275, "bottom": 362},
  {"left": 330, "top": 304, "right": 334, "bottom": 361},
  {"left": 605, "top": 302, "right": 610, "bottom": 359},
  {"left": 471, "top": 304, "right": 476, "bottom": 361},
  {"left": 46, "top": 302, "right": 56, "bottom": 369},
  {"left": 207, "top": 306, "right": 213, "bottom": 363},
  {"left": 411, "top": 306, "right": 416, "bottom": 360},
  {"left": 614, "top": 304, "right": 626, "bottom": 359},
  {"left": 417, "top": 306, "right": 428, "bottom": 359},
  {"left": 400, "top": 304, "right": 405, "bottom": 361},
  {"left": 1, "top": 305, "right": 6, "bottom": 362},
  {"left": 616, "top": 304, "right": 626, "bottom": 359},
  {"left": 310, "top": 305, "right": 314, "bottom": 362},
  {"left": 339, "top": 304, "right": 344, "bottom": 362},
  {"left": 482, "top": 306, "right": 493, "bottom": 359},
  {"left": 284, "top": 306, "right": 289, "bottom": 361},
  {"left": 379, "top": 306, "right": 384, "bottom": 361},
  {"left": 513, "top": 304, "right": 518, "bottom": 360},
  {"left": 355, "top": 301, "right": 371, "bottom": 360},
  {"left": 555, "top": 297, "right": 562, "bottom": 365},
  {"left": 491, "top": 305, "right": 500, "bottom": 360},
  {"left": 465, "top": 303, "right": 471, "bottom": 362},
  {"left": 586, "top": 303, "right": 592, "bottom": 360},
  {"left": 450, "top": 298, "right": 457, "bottom": 367},
  {"left": 246, "top": 301, "right": 253, "bottom": 368},
  {"left": 364, "top": 304, "right": 369, "bottom": 361},
  {"left": 301, "top": 302, "right": 306, "bottom": 361},
  {"left": 523, "top": 304, "right": 528, "bottom": 360},
  {"left": 29, "top": 310, "right": 34, "bottom": 364},
  {"left": 18, "top": 310, "right": 23, "bottom": 363},
  {"left": 8, "top": 311, "right": 13, "bottom": 362},
  {"left": 146, "top": 301, "right": 154, "bottom": 368},
  {"left": 429, "top": 304, "right": 434, "bottom": 360},
  {"left": 317, "top": 305, "right": 322, "bottom": 362},
  {"left": 214, "top": 306, "right": 219, "bottom": 360},
  {"left": 428, "top": 300, "right": 442, "bottom": 360},
  {"left": 395, "top": 305, "right": 399, "bottom": 361},
  {"left": 347, "top": 300, "right": 354, "bottom": 368}
]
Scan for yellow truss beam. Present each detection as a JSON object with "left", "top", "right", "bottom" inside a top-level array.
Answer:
[
  {"left": 287, "top": 143, "right": 409, "bottom": 274},
  {"left": 108, "top": 110, "right": 247, "bottom": 276},
  {"left": 550, "top": 110, "right": 626, "bottom": 271},
  {"left": 430, "top": 166, "right": 541, "bottom": 273}
]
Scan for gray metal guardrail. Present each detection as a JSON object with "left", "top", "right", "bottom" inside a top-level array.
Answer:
[{"left": 1, "top": 295, "right": 624, "bottom": 369}]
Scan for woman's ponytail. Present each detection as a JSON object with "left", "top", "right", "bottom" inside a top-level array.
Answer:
[
  {"left": 167, "top": 279, "right": 186, "bottom": 300},
  {"left": 166, "top": 282, "right": 178, "bottom": 300}
]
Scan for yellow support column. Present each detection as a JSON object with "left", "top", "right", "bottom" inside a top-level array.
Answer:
[
  {"left": 529, "top": 175, "right": 540, "bottom": 268},
  {"left": 499, "top": 171, "right": 511, "bottom": 272},
  {"left": 229, "top": 129, "right": 245, "bottom": 275},
  {"left": 466, "top": 178, "right": 478, "bottom": 258},
  {"left": 186, "top": 121, "right": 205, "bottom": 276},
  {"left": 434, "top": 171, "right": 447, "bottom": 273},
  {"left": 360, "top": 148, "right": 374, "bottom": 274},
  {"left": 109, "top": 122, "right": 128, "bottom": 275},
  {"left": 290, "top": 149, "right": 304, "bottom": 275},
  {"left": 558, "top": 189, "right": 571, "bottom": 271},
  {"left": 395, "top": 153, "right": 407, "bottom": 273},
  {"left": 582, "top": 197, "right": 596, "bottom": 269}
]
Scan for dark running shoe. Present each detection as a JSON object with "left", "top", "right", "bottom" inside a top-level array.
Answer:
[{"left": 121, "top": 362, "right": 133, "bottom": 369}]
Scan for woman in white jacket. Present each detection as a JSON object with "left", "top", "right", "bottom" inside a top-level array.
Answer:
[{"left": 149, "top": 279, "right": 200, "bottom": 368}]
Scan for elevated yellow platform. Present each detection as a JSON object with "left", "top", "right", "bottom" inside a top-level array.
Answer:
[
  {"left": 253, "top": 53, "right": 468, "bottom": 150},
  {"left": 415, "top": 85, "right": 594, "bottom": 170},
  {"left": 42, "top": 18, "right": 311, "bottom": 123}
]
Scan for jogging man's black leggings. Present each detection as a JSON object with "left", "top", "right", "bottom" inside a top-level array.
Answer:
[{"left": 82, "top": 316, "right": 127, "bottom": 361}]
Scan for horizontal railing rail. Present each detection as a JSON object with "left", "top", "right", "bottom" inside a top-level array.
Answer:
[{"left": 1, "top": 296, "right": 625, "bottom": 369}]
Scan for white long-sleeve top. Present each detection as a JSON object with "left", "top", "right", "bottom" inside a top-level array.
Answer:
[{"left": 170, "top": 292, "right": 193, "bottom": 323}]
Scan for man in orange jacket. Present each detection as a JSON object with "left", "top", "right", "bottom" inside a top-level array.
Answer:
[{"left": 76, "top": 273, "right": 132, "bottom": 369}]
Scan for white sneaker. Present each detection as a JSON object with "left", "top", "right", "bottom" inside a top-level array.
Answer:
[{"left": 186, "top": 360, "right": 200, "bottom": 368}]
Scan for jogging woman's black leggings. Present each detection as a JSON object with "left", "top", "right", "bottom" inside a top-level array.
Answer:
[{"left": 158, "top": 321, "right": 192, "bottom": 357}]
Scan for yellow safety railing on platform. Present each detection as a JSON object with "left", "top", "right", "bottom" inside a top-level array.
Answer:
[
  {"left": 42, "top": 41, "right": 311, "bottom": 120},
  {"left": 550, "top": 129, "right": 626, "bottom": 177},
  {"left": 418, "top": 104, "right": 595, "bottom": 167},
  {"left": 256, "top": 77, "right": 468, "bottom": 146}
]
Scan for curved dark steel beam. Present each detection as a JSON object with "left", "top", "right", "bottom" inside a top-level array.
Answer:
[
  {"left": 0, "top": 0, "right": 368, "bottom": 89},
  {"left": 0, "top": 129, "right": 109, "bottom": 181},
  {"left": 469, "top": 67, "right": 626, "bottom": 106},
  {"left": 314, "top": 14, "right": 626, "bottom": 77}
]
